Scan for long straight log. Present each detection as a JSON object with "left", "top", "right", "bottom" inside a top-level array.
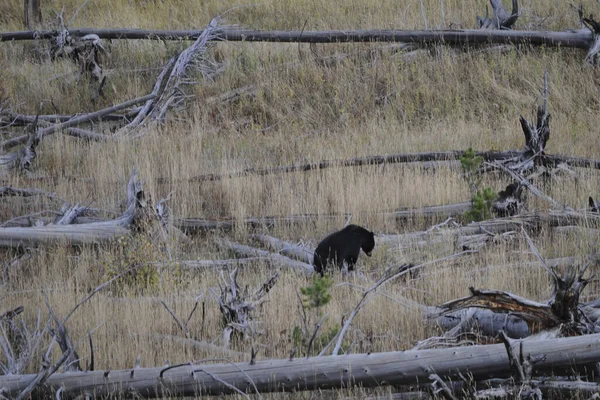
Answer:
[
  {"left": 170, "top": 150, "right": 518, "bottom": 183},
  {"left": 162, "top": 151, "right": 600, "bottom": 185},
  {"left": 2, "top": 333, "right": 600, "bottom": 398},
  {"left": 0, "top": 222, "right": 130, "bottom": 247},
  {"left": 0, "top": 28, "right": 593, "bottom": 49}
]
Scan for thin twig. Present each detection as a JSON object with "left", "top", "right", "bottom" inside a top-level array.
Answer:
[
  {"left": 306, "top": 314, "right": 328, "bottom": 358},
  {"left": 159, "top": 300, "right": 187, "bottom": 337}
]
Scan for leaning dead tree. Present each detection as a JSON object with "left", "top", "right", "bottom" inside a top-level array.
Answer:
[
  {"left": 0, "top": 168, "right": 167, "bottom": 247},
  {"left": 117, "top": 17, "right": 226, "bottom": 135},
  {"left": 477, "top": 0, "right": 519, "bottom": 30},
  {"left": 2, "top": 333, "right": 600, "bottom": 398}
]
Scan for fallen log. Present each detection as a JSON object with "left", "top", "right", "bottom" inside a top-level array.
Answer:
[
  {"left": 0, "top": 28, "right": 593, "bottom": 49},
  {"left": 216, "top": 239, "right": 314, "bottom": 274},
  {"left": 165, "top": 150, "right": 600, "bottom": 185},
  {"left": 177, "top": 213, "right": 351, "bottom": 233},
  {"left": 0, "top": 186, "right": 60, "bottom": 199},
  {"left": 176, "top": 150, "right": 519, "bottom": 183},
  {"left": 2, "top": 333, "right": 600, "bottom": 398},
  {"left": 251, "top": 234, "right": 314, "bottom": 264},
  {"left": 0, "top": 169, "right": 149, "bottom": 247},
  {"left": 1, "top": 108, "right": 142, "bottom": 126},
  {"left": 0, "top": 94, "right": 155, "bottom": 151}
]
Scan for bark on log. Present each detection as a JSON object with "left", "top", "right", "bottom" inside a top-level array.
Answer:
[
  {"left": 0, "top": 28, "right": 593, "bottom": 49},
  {"left": 2, "top": 333, "right": 600, "bottom": 398}
]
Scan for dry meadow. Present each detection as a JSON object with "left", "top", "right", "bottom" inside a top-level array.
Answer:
[{"left": 2, "top": 0, "right": 600, "bottom": 398}]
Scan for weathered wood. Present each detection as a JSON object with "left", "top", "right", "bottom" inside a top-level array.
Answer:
[
  {"left": 3, "top": 334, "right": 600, "bottom": 398},
  {"left": 1, "top": 94, "right": 155, "bottom": 151},
  {"left": 175, "top": 151, "right": 518, "bottom": 183},
  {"left": 0, "top": 186, "right": 59, "bottom": 199},
  {"left": 477, "top": 0, "right": 519, "bottom": 30},
  {"left": 0, "top": 169, "right": 145, "bottom": 247},
  {"left": 1, "top": 109, "right": 142, "bottom": 126},
  {"left": 0, "top": 130, "right": 39, "bottom": 174},
  {"left": 0, "top": 28, "right": 593, "bottom": 49},
  {"left": 216, "top": 239, "right": 314, "bottom": 274},
  {"left": 251, "top": 234, "right": 314, "bottom": 264}
]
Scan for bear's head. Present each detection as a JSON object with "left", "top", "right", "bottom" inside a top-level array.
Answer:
[{"left": 361, "top": 230, "right": 375, "bottom": 257}]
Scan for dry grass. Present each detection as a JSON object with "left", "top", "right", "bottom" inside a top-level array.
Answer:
[{"left": 2, "top": 0, "right": 600, "bottom": 398}]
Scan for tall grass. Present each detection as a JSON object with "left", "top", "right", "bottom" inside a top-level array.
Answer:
[{"left": 1, "top": 1, "right": 600, "bottom": 398}]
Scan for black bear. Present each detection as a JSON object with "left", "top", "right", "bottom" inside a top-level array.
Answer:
[{"left": 313, "top": 224, "right": 375, "bottom": 276}]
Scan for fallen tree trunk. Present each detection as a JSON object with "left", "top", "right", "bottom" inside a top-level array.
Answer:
[
  {"left": 165, "top": 150, "right": 600, "bottom": 184},
  {"left": 0, "top": 169, "right": 149, "bottom": 247},
  {"left": 216, "top": 239, "right": 314, "bottom": 274},
  {"left": 176, "top": 150, "right": 518, "bottom": 183},
  {"left": 178, "top": 208, "right": 600, "bottom": 234},
  {"left": 0, "top": 28, "right": 593, "bottom": 49},
  {"left": 0, "top": 94, "right": 155, "bottom": 151},
  {"left": 2, "top": 333, "right": 600, "bottom": 398},
  {"left": 251, "top": 234, "right": 314, "bottom": 264}
]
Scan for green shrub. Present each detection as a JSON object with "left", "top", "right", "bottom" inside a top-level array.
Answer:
[
  {"left": 465, "top": 187, "right": 497, "bottom": 222},
  {"left": 459, "top": 147, "right": 484, "bottom": 196},
  {"left": 102, "top": 235, "right": 161, "bottom": 295}
]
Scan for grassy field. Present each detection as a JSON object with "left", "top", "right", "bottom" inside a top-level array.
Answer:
[{"left": 2, "top": 0, "right": 600, "bottom": 398}]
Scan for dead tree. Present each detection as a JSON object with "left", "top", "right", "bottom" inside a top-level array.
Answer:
[
  {"left": 583, "top": 15, "right": 600, "bottom": 65},
  {"left": 492, "top": 182, "right": 524, "bottom": 217},
  {"left": 0, "top": 306, "right": 46, "bottom": 376},
  {"left": 477, "top": 0, "right": 519, "bottom": 30},
  {"left": 0, "top": 168, "right": 169, "bottom": 248},
  {"left": 439, "top": 234, "right": 598, "bottom": 338},
  {"left": 0, "top": 129, "right": 39, "bottom": 176},
  {"left": 117, "top": 17, "right": 226, "bottom": 135},
  {"left": 50, "top": 12, "right": 105, "bottom": 82},
  {"left": 23, "top": 0, "right": 42, "bottom": 29},
  {"left": 3, "top": 333, "right": 600, "bottom": 398},
  {"left": 216, "top": 268, "right": 279, "bottom": 347},
  {"left": 487, "top": 72, "right": 551, "bottom": 176}
]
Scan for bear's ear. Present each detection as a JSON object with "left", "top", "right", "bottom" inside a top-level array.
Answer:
[{"left": 590, "top": 196, "right": 596, "bottom": 209}]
